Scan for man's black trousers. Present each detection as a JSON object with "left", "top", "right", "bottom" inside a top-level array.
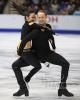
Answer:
[{"left": 41, "top": 51, "right": 70, "bottom": 88}]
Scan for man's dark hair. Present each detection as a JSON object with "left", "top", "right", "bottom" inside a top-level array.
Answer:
[{"left": 37, "top": 10, "right": 47, "bottom": 16}]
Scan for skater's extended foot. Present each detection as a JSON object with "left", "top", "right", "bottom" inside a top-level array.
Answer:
[
  {"left": 13, "top": 88, "right": 29, "bottom": 96},
  {"left": 58, "top": 88, "right": 74, "bottom": 97}
]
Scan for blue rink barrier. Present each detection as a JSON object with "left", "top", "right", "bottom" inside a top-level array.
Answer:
[
  {"left": 0, "top": 28, "right": 21, "bottom": 32},
  {"left": 53, "top": 30, "right": 80, "bottom": 34},
  {"left": 0, "top": 28, "right": 80, "bottom": 34}
]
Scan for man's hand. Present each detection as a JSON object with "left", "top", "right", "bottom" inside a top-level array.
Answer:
[{"left": 44, "top": 62, "right": 50, "bottom": 67}]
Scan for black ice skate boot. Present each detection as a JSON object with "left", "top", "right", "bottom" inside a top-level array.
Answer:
[
  {"left": 58, "top": 83, "right": 74, "bottom": 97},
  {"left": 13, "top": 88, "right": 29, "bottom": 96}
]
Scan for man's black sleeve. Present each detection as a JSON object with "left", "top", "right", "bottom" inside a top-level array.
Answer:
[
  {"left": 49, "top": 34, "right": 56, "bottom": 49},
  {"left": 46, "top": 24, "right": 55, "bottom": 35},
  {"left": 18, "top": 29, "right": 38, "bottom": 56},
  {"left": 49, "top": 29, "right": 55, "bottom": 35},
  {"left": 50, "top": 36, "right": 56, "bottom": 49},
  {"left": 46, "top": 24, "right": 56, "bottom": 49}
]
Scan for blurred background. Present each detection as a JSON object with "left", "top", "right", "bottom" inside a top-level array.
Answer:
[
  {"left": 0, "top": 0, "right": 80, "bottom": 34},
  {"left": 0, "top": 0, "right": 80, "bottom": 15}
]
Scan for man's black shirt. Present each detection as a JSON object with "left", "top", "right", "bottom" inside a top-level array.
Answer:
[{"left": 18, "top": 28, "right": 54, "bottom": 59}]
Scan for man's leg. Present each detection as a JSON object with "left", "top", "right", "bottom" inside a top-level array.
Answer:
[
  {"left": 23, "top": 52, "right": 42, "bottom": 83},
  {"left": 46, "top": 51, "right": 74, "bottom": 97},
  {"left": 12, "top": 57, "right": 29, "bottom": 96}
]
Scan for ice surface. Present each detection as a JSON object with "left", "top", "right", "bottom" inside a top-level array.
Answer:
[{"left": 0, "top": 33, "right": 80, "bottom": 100}]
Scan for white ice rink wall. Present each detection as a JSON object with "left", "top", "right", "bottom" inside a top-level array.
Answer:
[{"left": 0, "top": 15, "right": 80, "bottom": 34}]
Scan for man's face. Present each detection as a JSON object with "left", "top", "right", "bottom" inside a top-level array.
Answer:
[
  {"left": 37, "top": 12, "right": 47, "bottom": 25},
  {"left": 26, "top": 13, "right": 36, "bottom": 22}
]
